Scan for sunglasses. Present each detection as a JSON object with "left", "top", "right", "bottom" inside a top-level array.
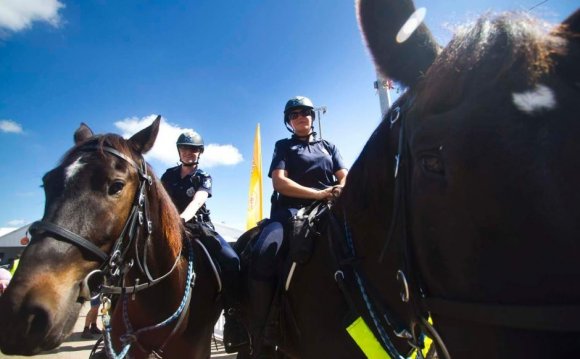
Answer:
[{"left": 288, "top": 109, "right": 313, "bottom": 120}]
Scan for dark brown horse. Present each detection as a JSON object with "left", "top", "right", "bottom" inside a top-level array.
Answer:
[
  {"left": 354, "top": 0, "right": 580, "bottom": 357},
  {"left": 0, "top": 118, "right": 221, "bottom": 358},
  {"left": 237, "top": 1, "right": 580, "bottom": 358}
]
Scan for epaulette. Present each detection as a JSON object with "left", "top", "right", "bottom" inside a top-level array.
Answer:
[{"left": 196, "top": 169, "right": 209, "bottom": 177}]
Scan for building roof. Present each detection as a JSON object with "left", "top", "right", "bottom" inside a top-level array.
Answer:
[
  {"left": 0, "top": 222, "right": 243, "bottom": 249},
  {"left": 0, "top": 225, "right": 30, "bottom": 248}
]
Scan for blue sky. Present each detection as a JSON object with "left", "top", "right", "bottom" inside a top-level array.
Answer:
[{"left": 0, "top": 0, "right": 575, "bottom": 231}]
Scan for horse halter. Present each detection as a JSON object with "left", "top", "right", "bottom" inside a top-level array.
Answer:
[
  {"left": 382, "top": 91, "right": 580, "bottom": 357},
  {"left": 28, "top": 144, "right": 162, "bottom": 301},
  {"left": 380, "top": 95, "right": 451, "bottom": 358}
]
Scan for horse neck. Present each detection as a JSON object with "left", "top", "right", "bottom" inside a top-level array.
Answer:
[
  {"left": 335, "top": 118, "right": 398, "bottom": 259},
  {"left": 126, "top": 184, "right": 186, "bottom": 313},
  {"left": 333, "top": 117, "right": 417, "bottom": 328}
]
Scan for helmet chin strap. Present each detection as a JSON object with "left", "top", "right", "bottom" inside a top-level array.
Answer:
[
  {"left": 292, "top": 131, "right": 317, "bottom": 142},
  {"left": 180, "top": 156, "right": 199, "bottom": 167}
]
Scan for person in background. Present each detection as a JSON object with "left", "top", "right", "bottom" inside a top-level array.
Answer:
[
  {"left": 0, "top": 267, "right": 12, "bottom": 295},
  {"left": 9, "top": 255, "right": 20, "bottom": 276},
  {"left": 161, "top": 130, "right": 248, "bottom": 353},
  {"left": 81, "top": 297, "right": 102, "bottom": 339},
  {"left": 248, "top": 96, "right": 348, "bottom": 357}
]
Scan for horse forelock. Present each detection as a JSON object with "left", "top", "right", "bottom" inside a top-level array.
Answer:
[
  {"left": 415, "top": 12, "right": 567, "bottom": 114},
  {"left": 60, "top": 133, "right": 133, "bottom": 165}
]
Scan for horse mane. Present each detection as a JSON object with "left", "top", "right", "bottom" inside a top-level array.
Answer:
[
  {"left": 416, "top": 12, "right": 567, "bottom": 114},
  {"left": 61, "top": 133, "right": 183, "bottom": 258},
  {"left": 337, "top": 12, "right": 567, "bottom": 226},
  {"left": 335, "top": 118, "right": 394, "bottom": 234},
  {"left": 150, "top": 170, "right": 183, "bottom": 258}
]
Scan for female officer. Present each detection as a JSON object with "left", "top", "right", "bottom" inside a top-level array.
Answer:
[
  {"left": 249, "top": 96, "right": 348, "bottom": 357},
  {"left": 161, "top": 130, "right": 247, "bottom": 353}
]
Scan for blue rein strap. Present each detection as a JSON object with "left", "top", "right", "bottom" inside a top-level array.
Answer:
[
  {"left": 342, "top": 217, "right": 405, "bottom": 359},
  {"left": 102, "top": 238, "right": 195, "bottom": 359}
]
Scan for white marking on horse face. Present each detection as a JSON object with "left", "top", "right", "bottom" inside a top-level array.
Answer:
[
  {"left": 512, "top": 84, "right": 557, "bottom": 115},
  {"left": 65, "top": 156, "right": 85, "bottom": 183}
]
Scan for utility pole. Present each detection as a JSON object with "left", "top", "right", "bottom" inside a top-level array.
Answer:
[
  {"left": 374, "top": 72, "right": 394, "bottom": 119},
  {"left": 314, "top": 106, "right": 327, "bottom": 140}
]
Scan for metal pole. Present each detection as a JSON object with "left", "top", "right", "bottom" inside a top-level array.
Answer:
[
  {"left": 314, "top": 106, "right": 327, "bottom": 140},
  {"left": 375, "top": 72, "right": 392, "bottom": 119}
]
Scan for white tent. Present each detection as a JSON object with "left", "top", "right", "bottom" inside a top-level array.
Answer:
[
  {"left": 213, "top": 222, "right": 244, "bottom": 243},
  {"left": 0, "top": 222, "right": 243, "bottom": 267},
  {"left": 0, "top": 225, "right": 30, "bottom": 266}
]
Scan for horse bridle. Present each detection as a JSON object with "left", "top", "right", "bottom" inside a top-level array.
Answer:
[
  {"left": 28, "top": 144, "right": 180, "bottom": 301},
  {"left": 377, "top": 94, "right": 452, "bottom": 358},
  {"left": 379, "top": 92, "right": 580, "bottom": 357}
]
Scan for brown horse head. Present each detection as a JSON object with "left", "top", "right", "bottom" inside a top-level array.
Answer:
[
  {"left": 0, "top": 117, "right": 182, "bottom": 355},
  {"left": 355, "top": 0, "right": 580, "bottom": 357}
]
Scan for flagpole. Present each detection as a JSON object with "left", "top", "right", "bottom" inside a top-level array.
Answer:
[{"left": 246, "top": 123, "right": 263, "bottom": 229}]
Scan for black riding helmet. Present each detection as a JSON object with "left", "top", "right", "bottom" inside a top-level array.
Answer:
[
  {"left": 283, "top": 96, "right": 316, "bottom": 134},
  {"left": 176, "top": 130, "right": 204, "bottom": 153}
]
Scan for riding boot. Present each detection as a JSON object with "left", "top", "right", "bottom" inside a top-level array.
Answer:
[
  {"left": 221, "top": 274, "right": 250, "bottom": 353},
  {"left": 248, "top": 279, "right": 277, "bottom": 358}
]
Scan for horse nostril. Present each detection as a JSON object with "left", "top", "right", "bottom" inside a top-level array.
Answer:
[
  {"left": 18, "top": 300, "right": 52, "bottom": 340},
  {"left": 27, "top": 305, "right": 50, "bottom": 338}
]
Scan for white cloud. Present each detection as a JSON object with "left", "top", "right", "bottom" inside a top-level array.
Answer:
[
  {"left": 203, "top": 144, "right": 244, "bottom": 167},
  {"left": 115, "top": 115, "right": 244, "bottom": 168},
  {"left": 6, "top": 219, "right": 25, "bottom": 227},
  {"left": 0, "top": 119, "right": 23, "bottom": 133},
  {"left": 0, "top": 0, "right": 64, "bottom": 33}
]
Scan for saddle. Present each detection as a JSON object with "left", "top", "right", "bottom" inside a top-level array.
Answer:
[
  {"left": 237, "top": 200, "right": 332, "bottom": 354},
  {"left": 238, "top": 200, "right": 331, "bottom": 282},
  {"left": 288, "top": 201, "right": 330, "bottom": 264},
  {"left": 184, "top": 222, "right": 223, "bottom": 292}
]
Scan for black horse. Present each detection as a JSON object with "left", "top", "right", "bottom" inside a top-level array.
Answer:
[
  {"left": 0, "top": 118, "right": 221, "bottom": 358},
  {"left": 238, "top": 1, "right": 580, "bottom": 358}
]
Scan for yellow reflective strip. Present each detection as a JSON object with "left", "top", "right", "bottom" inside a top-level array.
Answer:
[
  {"left": 422, "top": 335, "right": 433, "bottom": 357},
  {"left": 346, "top": 317, "right": 392, "bottom": 359},
  {"left": 412, "top": 316, "right": 435, "bottom": 359}
]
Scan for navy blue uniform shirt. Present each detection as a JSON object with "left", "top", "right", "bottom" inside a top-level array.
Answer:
[
  {"left": 161, "top": 166, "right": 212, "bottom": 217},
  {"left": 268, "top": 136, "right": 347, "bottom": 208}
]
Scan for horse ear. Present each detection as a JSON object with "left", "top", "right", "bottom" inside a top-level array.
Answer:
[
  {"left": 561, "top": 9, "right": 580, "bottom": 34},
  {"left": 356, "top": 0, "right": 440, "bottom": 87},
  {"left": 128, "top": 115, "right": 161, "bottom": 155},
  {"left": 74, "top": 123, "right": 94, "bottom": 144},
  {"left": 552, "top": 9, "right": 580, "bottom": 89}
]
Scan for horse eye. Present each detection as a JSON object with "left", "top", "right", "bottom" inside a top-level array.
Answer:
[
  {"left": 108, "top": 181, "right": 125, "bottom": 196},
  {"left": 420, "top": 155, "right": 445, "bottom": 175}
]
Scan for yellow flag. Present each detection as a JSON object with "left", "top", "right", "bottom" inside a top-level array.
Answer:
[{"left": 246, "top": 123, "right": 263, "bottom": 229}]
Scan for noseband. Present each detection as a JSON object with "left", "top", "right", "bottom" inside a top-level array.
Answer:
[{"left": 29, "top": 144, "right": 173, "bottom": 300}]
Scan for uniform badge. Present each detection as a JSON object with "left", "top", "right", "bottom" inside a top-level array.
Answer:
[
  {"left": 186, "top": 187, "right": 195, "bottom": 197},
  {"left": 203, "top": 178, "right": 212, "bottom": 189}
]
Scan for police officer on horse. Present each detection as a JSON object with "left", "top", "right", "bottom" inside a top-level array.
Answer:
[
  {"left": 248, "top": 96, "right": 348, "bottom": 357},
  {"left": 161, "top": 130, "right": 248, "bottom": 353}
]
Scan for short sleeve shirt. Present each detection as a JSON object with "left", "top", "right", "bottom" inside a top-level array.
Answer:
[
  {"left": 161, "top": 166, "right": 212, "bottom": 215},
  {"left": 268, "top": 137, "right": 347, "bottom": 208}
]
